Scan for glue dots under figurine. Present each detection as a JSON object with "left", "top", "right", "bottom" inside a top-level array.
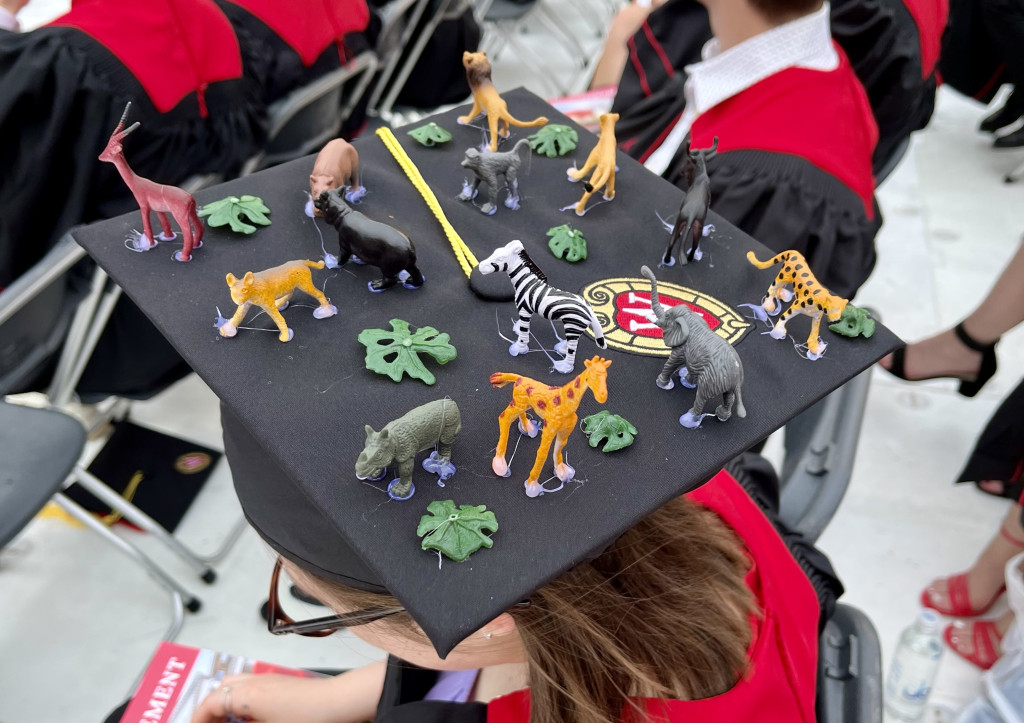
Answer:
[
  {"left": 491, "top": 356, "right": 611, "bottom": 498},
  {"left": 217, "top": 260, "right": 337, "bottom": 342},
  {"left": 99, "top": 102, "right": 204, "bottom": 262},
  {"left": 314, "top": 189, "right": 424, "bottom": 293},
  {"left": 477, "top": 240, "right": 607, "bottom": 373},
  {"left": 641, "top": 266, "right": 746, "bottom": 429},
  {"left": 306, "top": 139, "right": 366, "bottom": 217},
  {"left": 355, "top": 399, "right": 462, "bottom": 501}
]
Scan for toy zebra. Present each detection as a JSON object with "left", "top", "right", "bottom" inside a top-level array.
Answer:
[{"left": 478, "top": 240, "right": 607, "bottom": 373}]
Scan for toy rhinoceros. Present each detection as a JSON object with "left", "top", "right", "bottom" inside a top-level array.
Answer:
[{"left": 355, "top": 399, "right": 461, "bottom": 501}]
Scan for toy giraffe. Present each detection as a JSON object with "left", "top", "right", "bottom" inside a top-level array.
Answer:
[
  {"left": 490, "top": 356, "right": 611, "bottom": 498},
  {"left": 99, "top": 102, "right": 204, "bottom": 262}
]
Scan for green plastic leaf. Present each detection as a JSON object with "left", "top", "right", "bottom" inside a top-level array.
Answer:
[
  {"left": 357, "top": 318, "right": 457, "bottom": 385},
  {"left": 528, "top": 124, "right": 578, "bottom": 158},
  {"left": 582, "top": 411, "right": 637, "bottom": 452},
  {"left": 547, "top": 224, "right": 588, "bottom": 262},
  {"left": 407, "top": 122, "right": 453, "bottom": 147},
  {"left": 829, "top": 304, "right": 876, "bottom": 339},
  {"left": 198, "top": 195, "right": 272, "bottom": 235},
  {"left": 417, "top": 500, "right": 498, "bottom": 562}
]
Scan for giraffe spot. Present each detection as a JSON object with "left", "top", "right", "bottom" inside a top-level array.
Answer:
[
  {"left": 553, "top": 395, "right": 561, "bottom": 405},
  {"left": 526, "top": 386, "right": 533, "bottom": 395},
  {"left": 574, "top": 378, "right": 581, "bottom": 388},
  {"left": 499, "top": 410, "right": 505, "bottom": 418},
  {"left": 537, "top": 400, "right": 546, "bottom": 409},
  {"left": 567, "top": 388, "right": 574, "bottom": 399}
]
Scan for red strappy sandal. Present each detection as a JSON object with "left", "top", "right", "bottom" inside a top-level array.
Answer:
[
  {"left": 944, "top": 620, "right": 1003, "bottom": 670},
  {"left": 921, "top": 527, "right": 1024, "bottom": 616}
]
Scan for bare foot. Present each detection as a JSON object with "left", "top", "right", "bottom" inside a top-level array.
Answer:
[
  {"left": 946, "top": 610, "right": 1013, "bottom": 664},
  {"left": 923, "top": 525, "right": 1024, "bottom": 612},
  {"left": 880, "top": 328, "right": 983, "bottom": 381}
]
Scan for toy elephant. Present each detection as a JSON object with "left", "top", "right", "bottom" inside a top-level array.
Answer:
[
  {"left": 641, "top": 266, "right": 746, "bottom": 428},
  {"left": 355, "top": 399, "right": 461, "bottom": 500}
]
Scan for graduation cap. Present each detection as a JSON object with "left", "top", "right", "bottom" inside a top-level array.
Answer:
[{"left": 71, "top": 89, "right": 900, "bottom": 657}]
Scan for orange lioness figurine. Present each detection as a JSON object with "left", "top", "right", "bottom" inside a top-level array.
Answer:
[
  {"left": 218, "top": 260, "right": 337, "bottom": 343},
  {"left": 458, "top": 51, "right": 547, "bottom": 152},
  {"left": 566, "top": 112, "right": 618, "bottom": 216},
  {"left": 490, "top": 356, "right": 611, "bottom": 498}
]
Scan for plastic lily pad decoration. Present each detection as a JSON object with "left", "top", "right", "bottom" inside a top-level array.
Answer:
[
  {"left": 198, "top": 195, "right": 271, "bottom": 234},
  {"left": 582, "top": 411, "right": 637, "bottom": 452},
  {"left": 417, "top": 500, "right": 498, "bottom": 562},
  {"left": 547, "top": 224, "right": 588, "bottom": 262},
  {"left": 357, "top": 318, "right": 456, "bottom": 385},
  {"left": 528, "top": 124, "right": 578, "bottom": 158},
  {"left": 407, "top": 122, "right": 453, "bottom": 147},
  {"left": 829, "top": 304, "right": 876, "bottom": 338}
]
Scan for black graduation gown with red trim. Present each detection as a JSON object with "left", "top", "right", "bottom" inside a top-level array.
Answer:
[
  {"left": 214, "top": 0, "right": 372, "bottom": 108},
  {"left": 624, "top": 48, "right": 880, "bottom": 300},
  {"left": 371, "top": 471, "right": 823, "bottom": 723},
  {"left": 0, "top": 0, "right": 261, "bottom": 396},
  {"left": 612, "top": 0, "right": 946, "bottom": 175}
]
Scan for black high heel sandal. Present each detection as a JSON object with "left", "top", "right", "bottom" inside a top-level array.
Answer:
[{"left": 885, "top": 322, "right": 999, "bottom": 398}]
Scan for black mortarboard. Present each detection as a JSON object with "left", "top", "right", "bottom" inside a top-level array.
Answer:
[{"left": 71, "top": 90, "right": 900, "bottom": 657}]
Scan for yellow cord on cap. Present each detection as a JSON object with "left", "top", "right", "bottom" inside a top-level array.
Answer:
[{"left": 375, "top": 127, "right": 478, "bottom": 278}]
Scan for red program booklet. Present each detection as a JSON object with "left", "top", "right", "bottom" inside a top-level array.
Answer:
[{"left": 120, "top": 641, "right": 320, "bottom": 723}]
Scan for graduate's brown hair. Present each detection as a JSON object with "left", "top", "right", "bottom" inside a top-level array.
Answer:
[{"left": 292, "top": 496, "right": 756, "bottom": 723}]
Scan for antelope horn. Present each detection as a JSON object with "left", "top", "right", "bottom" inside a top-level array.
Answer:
[
  {"left": 118, "top": 121, "right": 141, "bottom": 139},
  {"left": 113, "top": 102, "right": 132, "bottom": 133}
]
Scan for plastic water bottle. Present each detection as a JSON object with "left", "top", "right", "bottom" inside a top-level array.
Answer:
[{"left": 886, "top": 610, "right": 944, "bottom": 721}]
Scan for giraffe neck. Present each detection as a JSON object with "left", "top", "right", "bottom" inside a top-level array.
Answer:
[{"left": 560, "top": 373, "right": 590, "bottom": 412}]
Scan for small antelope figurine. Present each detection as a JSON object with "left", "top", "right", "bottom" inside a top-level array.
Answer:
[{"left": 99, "top": 102, "right": 204, "bottom": 262}]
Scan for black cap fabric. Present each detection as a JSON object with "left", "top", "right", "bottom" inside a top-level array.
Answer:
[{"left": 72, "top": 90, "right": 901, "bottom": 657}]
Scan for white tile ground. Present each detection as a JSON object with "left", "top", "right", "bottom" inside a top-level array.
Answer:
[{"left": 4, "top": 1, "right": 1024, "bottom": 721}]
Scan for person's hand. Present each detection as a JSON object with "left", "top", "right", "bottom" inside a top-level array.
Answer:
[{"left": 191, "top": 674, "right": 338, "bottom": 723}]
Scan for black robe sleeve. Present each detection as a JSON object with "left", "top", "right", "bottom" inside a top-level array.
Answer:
[
  {"left": 667, "top": 149, "right": 881, "bottom": 300},
  {"left": 375, "top": 657, "right": 488, "bottom": 723}
]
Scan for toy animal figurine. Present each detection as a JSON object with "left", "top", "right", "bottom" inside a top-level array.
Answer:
[
  {"left": 565, "top": 112, "right": 618, "bottom": 216},
  {"left": 458, "top": 51, "right": 548, "bottom": 152},
  {"left": 663, "top": 137, "right": 718, "bottom": 266},
  {"left": 315, "top": 189, "right": 424, "bottom": 293},
  {"left": 355, "top": 399, "right": 462, "bottom": 501},
  {"left": 478, "top": 241, "right": 607, "bottom": 373},
  {"left": 458, "top": 139, "right": 530, "bottom": 215},
  {"left": 641, "top": 266, "right": 745, "bottom": 428},
  {"left": 490, "top": 356, "right": 611, "bottom": 498},
  {"left": 308, "top": 139, "right": 365, "bottom": 216},
  {"left": 746, "top": 250, "right": 848, "bottom": 359},
  {"left": 99, "top": 102, "right": 204, "bottom": 262},
  {"left": 218, "top": 260, "right": 337, "bottom": 342}
]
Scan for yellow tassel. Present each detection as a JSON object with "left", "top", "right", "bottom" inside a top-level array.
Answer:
[
  {"left": 100, "top": 470, "right": 145, "bottom": 526},
  {"left": 375, "top": 127, "right": 478, "bottom": 278}
]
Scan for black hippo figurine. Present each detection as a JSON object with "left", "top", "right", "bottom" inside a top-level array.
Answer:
[{"left": 315, "top": 189, "right": 424, "bottom": 293}]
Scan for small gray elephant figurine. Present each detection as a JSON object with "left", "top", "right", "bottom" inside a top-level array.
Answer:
[
  {"left": 640, "top": 266, "right": 746, "bottom": 428},
  {"left": 355, "top": 399, "right": 462, "bottom": 500}
]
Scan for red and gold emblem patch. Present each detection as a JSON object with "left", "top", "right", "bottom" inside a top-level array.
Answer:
[
  {"left": 582, "top": 277, "right": 752, "bottom": 357},
  {"left": 174, "top": 452, "right": 212, "bottom": 475}
]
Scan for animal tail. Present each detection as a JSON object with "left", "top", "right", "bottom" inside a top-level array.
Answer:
[
  {"left": 506, "top": 114, "right": 549, "bottom": 128},
  {"left": 746, "top": 250, "right": 791, "bottom": 269},
  {"left": 490, "top": 372, "right": 521, "bottom": 388},
  {"left": 586, "top": 306, "right": 607, "bottom": 349},
  {"left": 734, "top": 386, "right": 746, "bottom": 418},
  {"left": 640, "top": 265, "right": 665, "bottom": 318},
  {"left": 304, "top": 260, "right": 327, "bottom": 269}
]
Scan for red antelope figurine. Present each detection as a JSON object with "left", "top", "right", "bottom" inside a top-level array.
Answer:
[{"left": 99, "top": 102, "right": 204, "bottom": 262}]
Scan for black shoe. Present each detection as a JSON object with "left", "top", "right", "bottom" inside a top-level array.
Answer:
[
  {"left": 980, "top": 92, "right": 1023, "bottom": 134},
  {"left": 994, "top": 125, "right": 1024, "bottom": 148},
  {"left": 882, "top": 322, "right": 998, "bottom": 398}
]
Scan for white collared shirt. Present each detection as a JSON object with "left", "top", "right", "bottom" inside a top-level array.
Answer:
[
  {"left": 0, "top": 6, "right": 20, "bottom": 32},
  {"left": 643, "top": 2, "right": 838, "bottom": 175}
]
